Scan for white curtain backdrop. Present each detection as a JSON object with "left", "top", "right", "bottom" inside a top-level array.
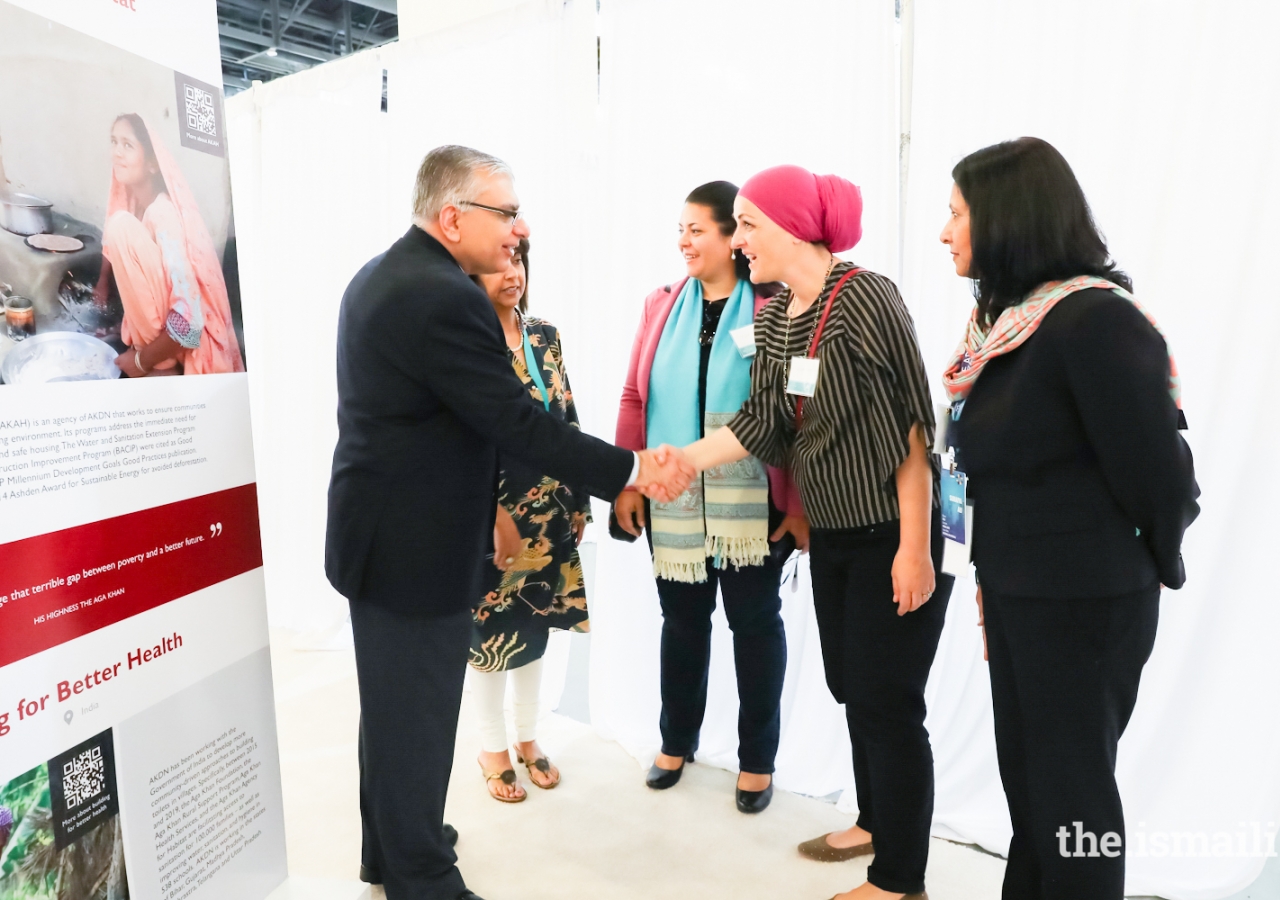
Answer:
[
  {"left": 585, "top": 0, "right": 901, "bottom": 802},
  {"left": 225, "top": 2, "right": 1280, "bottom": 896},
  {"left": 900, "top": 2, "right": 1280, "bottom": 897}
]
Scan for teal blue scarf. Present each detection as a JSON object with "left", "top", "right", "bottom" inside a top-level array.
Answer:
[{"left": 646, "top": 278, "right": 769, "bottom": 582}]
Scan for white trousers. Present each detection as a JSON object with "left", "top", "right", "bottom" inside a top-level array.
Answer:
[{"left": 471, "top": 659, "right": 543, "bottom": 753}]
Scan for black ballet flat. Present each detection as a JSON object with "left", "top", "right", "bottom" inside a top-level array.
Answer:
[
  {"left": 736, "top": 780, "right": 774, "bottom": 814},
  {"left": 645, "top": 752, "right": 696, "bottom": 790}
]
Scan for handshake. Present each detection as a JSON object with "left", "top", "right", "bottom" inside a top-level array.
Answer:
[{"left": 632, "top": 445, "right": 697, "bottom": 503}]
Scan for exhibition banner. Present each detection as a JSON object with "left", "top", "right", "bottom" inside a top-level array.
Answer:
[{"left": 0, "top": 2, "right": 288, "bottom": 899}]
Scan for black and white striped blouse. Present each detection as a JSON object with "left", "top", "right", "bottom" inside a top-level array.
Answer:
[{"left": 728, "top": 261, "right": 938, "bottom": 530}]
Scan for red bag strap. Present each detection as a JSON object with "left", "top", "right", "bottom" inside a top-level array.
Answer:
[{"left": 795, "top": 267, "right": 863, "bottom": 428}]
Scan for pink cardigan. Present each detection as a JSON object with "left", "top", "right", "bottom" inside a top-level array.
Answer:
[{"left": 615, "top": 278, "right": 803, "bottom": 516}]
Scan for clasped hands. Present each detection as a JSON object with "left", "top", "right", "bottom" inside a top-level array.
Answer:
[{"left": 632, "top": 445, "right": 697, "bottom": 503}]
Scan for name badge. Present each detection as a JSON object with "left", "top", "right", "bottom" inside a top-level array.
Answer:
[
  {"left": 786, "top": 356, "right": 820, "bottom": 397},
  {"left": 940, "top": 468, "right": 973, "bottom": 576},
  {"left": 940, "top": 468, "right": 968, "bottom": 545},
  {"left": 729, "top": 324, "right": 757, "bottom": 358}
]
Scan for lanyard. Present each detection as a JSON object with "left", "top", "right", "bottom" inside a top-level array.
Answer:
[
  {"left": 794, "top": 267, "right": 862, "bottom": 427},
  {"left": 520, "top": 326, "right": 551, "bottom": 411}
]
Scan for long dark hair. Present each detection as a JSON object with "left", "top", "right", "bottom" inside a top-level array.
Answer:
[
  {"left": 685, "top": 180, "right": 753, "bottom": 284},
  {"left": 472, "top": 236, "right": 530, "bottom": 313},
  {"left": 952, "top": 137, "right": 1131, "bottom": 326}
]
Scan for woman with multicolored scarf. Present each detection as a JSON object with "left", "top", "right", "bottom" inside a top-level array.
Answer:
[
  {"left": 939, "top": 137, "right": 1199, "bottom": 900},
  {"left": 613, "top": 181, "right": 807, "bottom": 814}
]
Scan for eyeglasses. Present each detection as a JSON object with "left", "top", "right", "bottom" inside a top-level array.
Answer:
[{"left": 458, "top": 201, "right": 524, "bottom": 225}]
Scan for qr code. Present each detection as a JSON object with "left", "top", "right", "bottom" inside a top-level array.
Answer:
[
  {"left": 63, "top": 746, "right": 105, "bottom": 809},
  {"left": 184, "top": 84, "right": 217, "bottom": 137}
]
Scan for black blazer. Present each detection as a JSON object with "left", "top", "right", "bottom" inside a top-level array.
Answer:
[
  {"left": 325, "top": 227, "right": 633, "bottom": 616},
  {"left": 955, "top": 288, "right": 1199, "bottom": 599}
]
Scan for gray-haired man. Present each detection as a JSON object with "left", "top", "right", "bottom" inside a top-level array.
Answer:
[{"left": 325, "top": 146, "right": 691, "bottom": 899}]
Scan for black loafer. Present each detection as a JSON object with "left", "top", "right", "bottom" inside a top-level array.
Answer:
[
  {"left": 645, "top": 752, "right": 695, "bottom": 790},
  {"left": 444, "top": 822, "right": 459, "bottom": 847},
  {"left": 736, "top": 781, "right": 773, "bottom": 814}
]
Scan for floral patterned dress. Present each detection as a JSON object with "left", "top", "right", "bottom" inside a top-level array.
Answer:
[{"left": 470, "top": 316, "right": 593, "bottom": 673}]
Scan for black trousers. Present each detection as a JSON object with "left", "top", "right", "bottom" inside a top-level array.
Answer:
[
  {"left": 654, "top": 558, "right": 787, "bottom": 774},
  {"left": 983, "top": 584, "right": 1160, "bottom": 900},
  {"left": 350, "top": 599, "right": 472, "bottom": 900},
  {"left": 809, "top": 518, "right": 948, "bottom": 895}
]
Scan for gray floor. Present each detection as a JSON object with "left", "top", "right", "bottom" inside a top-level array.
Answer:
[
  {"left": 272, "top": 626, "right": 1276, "bottom": 900},
  {"left": 1221, "top": 856, "right": 1280, "bottom": 900}
]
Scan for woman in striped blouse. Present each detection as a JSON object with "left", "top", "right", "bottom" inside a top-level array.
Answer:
[{"left": 681, "top": 165, "right": 947, "bottom": 900}]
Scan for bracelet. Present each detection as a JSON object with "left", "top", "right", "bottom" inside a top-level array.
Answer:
[{"left": 134, "top": 348, "right": 151, "bottom": 375}]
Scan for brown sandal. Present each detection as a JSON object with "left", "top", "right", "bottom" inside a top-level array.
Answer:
[
  {"left": 798, "top": 832, "right": 875, "bottom": 862},
  {"left": 479, "top": 761, "right": 526, "bottom": 803},
  {"left": 515, "top": 749, "right": 561, "bottom": 790}
]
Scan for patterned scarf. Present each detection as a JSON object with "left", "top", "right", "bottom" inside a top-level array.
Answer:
[
  {"left": 942, "top": 276, "right": 1182, "bottom": 407},
  {"left": 647, "top": 278, "right": 769, "bottom": 583}
]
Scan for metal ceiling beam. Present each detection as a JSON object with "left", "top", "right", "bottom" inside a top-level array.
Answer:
[
  {"left": 218, "top": 22, "right": 336, "bottom": 61},
  {"left": 219, "top": 0, "right": 356, "bottom": 40},
  {"left": 348, "top": 0, "right": 395, "bottom": 14}
]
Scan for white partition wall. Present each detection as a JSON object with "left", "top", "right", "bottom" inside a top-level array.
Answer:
[{"left": 585, "top": 0, "right": 902, "bottom": 801}]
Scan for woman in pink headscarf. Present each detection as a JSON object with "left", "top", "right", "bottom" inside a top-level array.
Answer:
[
  {"left": 94, "top": 114, "right": 244, "bottom": 376},
  {"left": 681, "top": 166, "right": 948, "bottom": 900}
]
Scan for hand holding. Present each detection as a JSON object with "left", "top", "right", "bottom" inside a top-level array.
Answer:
[
  {"left": 891, "top": 546, "right": 935, "bottom": 616},
  {"left": 114, "top": 349, "right": 144, "bottom": 378},
  {"left": 770, "top": 513, "right": 810, "bottom": 553},
  {"left": 634, "top": 445, "right": 695, "bottom": 503},
  {"left": 493, "top": 505, "right": 522, "bottom": 571},
  {"left": 614, "top": 491, "right": 646, "bottom": 537}
]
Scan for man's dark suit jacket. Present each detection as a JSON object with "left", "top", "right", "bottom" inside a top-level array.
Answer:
[
  {"left": 955, "top": 288, "right": 1199, "bottom": 598},
  {"left": 325, "top": 227, "right": 633, "bottom": 616}
]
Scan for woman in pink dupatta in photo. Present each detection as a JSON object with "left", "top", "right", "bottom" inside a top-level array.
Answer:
[{"left": 94, "top": 113, "right": 244, "bottom": 376}]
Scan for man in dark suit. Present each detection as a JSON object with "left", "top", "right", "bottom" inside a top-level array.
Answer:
[{"left": 326, "top": 145, "right": 690, "bottom": 900}]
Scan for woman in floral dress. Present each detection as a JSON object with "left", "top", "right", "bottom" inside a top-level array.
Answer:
[{"left": 470, "top": 238, "right": 591, "bottom": 802}]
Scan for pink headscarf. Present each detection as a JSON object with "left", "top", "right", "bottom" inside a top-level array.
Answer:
[{"left": 739, "top": 165, "right": 863, "bottom": 253}]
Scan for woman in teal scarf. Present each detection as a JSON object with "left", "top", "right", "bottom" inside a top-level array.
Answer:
[{"left": 614, "top": 181, "right": 808, "bottom": 813}]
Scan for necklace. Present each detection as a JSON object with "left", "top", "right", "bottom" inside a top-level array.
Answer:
[{"left": 783, "top": 255, "right": 837, "bottom": 386}]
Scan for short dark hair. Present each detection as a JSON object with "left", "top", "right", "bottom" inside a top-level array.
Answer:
[{"left": 952, "top": 137, "right": 1131, "bottom": 326}]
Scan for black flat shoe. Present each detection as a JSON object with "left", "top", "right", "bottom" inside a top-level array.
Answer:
[
  {"left": 645, "top": 752, "right": 696, "bottom": 790},
  {"left": 444, "top": 822, "right": 459, "bottom": 847},
  {"left": 736, "top": 781, "right": 773, "bottom": 814}
]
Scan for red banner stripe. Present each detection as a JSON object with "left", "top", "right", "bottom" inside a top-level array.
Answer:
[{"left": 0, "top": 484, "right": 263, "bottom": 668}]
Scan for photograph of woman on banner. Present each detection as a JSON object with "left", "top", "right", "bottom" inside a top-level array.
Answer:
[{"left": 95, "top": 113, "right": 245, "bottom": 377}]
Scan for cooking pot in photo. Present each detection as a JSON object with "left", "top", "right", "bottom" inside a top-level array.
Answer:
[{"left": 1, "top": 192, "right": 55, "bottom": 236}]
